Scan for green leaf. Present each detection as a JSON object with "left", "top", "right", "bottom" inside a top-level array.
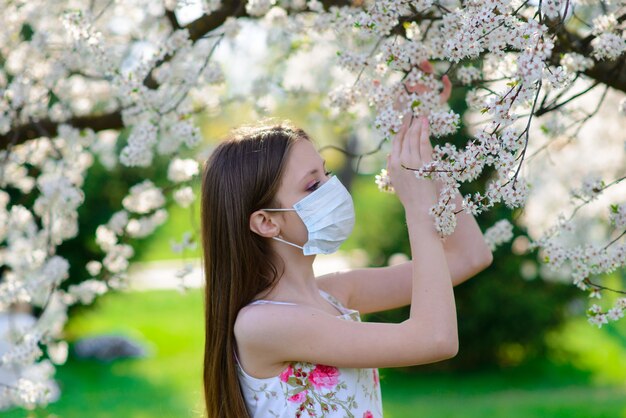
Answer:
[
  {"left": 20, "top": 24, "right": 34, "bottom": 42},
  {"left": 47, "top": 91, "right": 60, "bottom": 110},
  {"left": 286, "top": 376, "right": 301, "bottom": 386}
]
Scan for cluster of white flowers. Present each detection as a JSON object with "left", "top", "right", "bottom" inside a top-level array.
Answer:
[
  {"left": 173, "top": 186, "right": 196, "bottom": 208},
  {"left": 531, "top": 230, "right": 626, "bottom": 297},
  {"left": 246, "top": 0, "right": 276, "bottom": 17},
  {"left": 483, "top": 219, "right": 515, "bottom": 251},
  {"left": 591, "top": 33, "right": 626, "bottom": 60},
  {"left": 428, "top": 110, "right": 460, "bottom": 138},
  {"left": 125, "top": 209, "right": 168, "bottom": 238},
  {"left": 592, "top": 14, "right": 619, "bottom": 36},
  {"left": 570, "top": 174, "right": 604, "bottom": 202},
  {"left": 588, "top": 298, "right": 626, "bottom": 328},
  {"left": 456, "top": 66, "right": 481, "bottom": 86},
  {"left": 122, "top": 180, "right": 166, "bottom": 214},
  {"left": 560, "top": 53, "right": 595, "bottom": 73},
  {"left": 1, "top": 331, "right": 44, "bottom": 368},
  {"left": 67, "top": 279, "right": 108, "bottom": 305},
  {"left": 167, "top": 158, "right": 200, "bottom": 183},
  {"left": 544, "top": 66, "right": 574, "bottom": 90},
  {"left": 1, "top": 376, "right": 56, "bottom": 409},
  {"left": 540, "top": 0, "right": 563, "bottom": 19},
  {"left": 609, "top": 203, "right": 626, "bottom": 229},
  {"left": 374, "top": 168, "right": 394, "bottom": 193},
  {"left": 120, "top": 121, "right": 158, "bottom": 167}
]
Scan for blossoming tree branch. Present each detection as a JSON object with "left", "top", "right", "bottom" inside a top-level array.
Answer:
[{"left": 0, "top": 0, "right": 624, "bottom": 410}]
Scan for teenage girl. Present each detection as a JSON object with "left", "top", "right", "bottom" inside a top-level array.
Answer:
[{"left": 200, "top": 116, "right": 493, "bottom": 417}]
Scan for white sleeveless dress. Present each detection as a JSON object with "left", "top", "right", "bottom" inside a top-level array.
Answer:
[{"left": 234, "top": 288, "right": 384, "bottom": 418}]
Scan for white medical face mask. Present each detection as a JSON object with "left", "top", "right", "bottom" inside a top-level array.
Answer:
[{"left": 262, "top": 175, "right": 355, "bottom": 255}]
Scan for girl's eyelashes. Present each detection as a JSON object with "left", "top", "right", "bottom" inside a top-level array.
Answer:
[{"left": 307, "top": 171, "right": 333, "bottom": 192}]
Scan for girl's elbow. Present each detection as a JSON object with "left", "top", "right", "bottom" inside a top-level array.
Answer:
[
  {"left": 474, "top": 249, "right": 494, "bottom": 273},
  {"left": 437, "top": 333, "right": 459, "bottom": 360},
  {"left": 483, "top": 250, "right": 494, "bottom": 268}
]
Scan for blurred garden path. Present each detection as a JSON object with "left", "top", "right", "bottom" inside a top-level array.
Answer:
[{"left": 127, "top": 252, "right": 361, "bottom": 291}]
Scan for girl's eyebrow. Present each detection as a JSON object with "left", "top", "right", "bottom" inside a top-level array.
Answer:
[{"left": 299, "top": 159, "right": 326, "bottom": 185}]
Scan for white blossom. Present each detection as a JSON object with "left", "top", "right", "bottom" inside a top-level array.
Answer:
[
  {"left": 67, "top": 279, "right": 108, "bottom": 305},
  {"left": 456, "top": 66, "right": 481, "bottom": 85},
  {"left": 591, "top": 33, "right": 626, "bottom": 61},
  {"left": 84, "top": 260, "right": 102, "bottom": 279},
  {"left": 122, "top": 180, "right": 165, "bottom": 214},
  {"left": 173, "top": 186, "right": 196, "bottom": 208},
  {"left": 560, "top": 52, "right": 594, "bottom": 73},
  {"left": 592, "top": 14, "right": 618, "bottom": 36},
  {"left": 167, "top": 158, "right": 200, "bottom": 183},
  {"left": 102, "top": 244, "right": 134, "bottom": 273},
  {"left": 608, "top": 203, "right": 626, "bottom": 229},
  {"left": 483, "top": 219, "right": 514, "bottom": 251},
  {"left": 246, "top": 0, "right": 276, "bottom": 16},
  {"left": 223, "top": 17, "right": 241, "bottom": 38},
  {"left": 374, "top": 168, "right": 394, "bottom": 193},
  {"left": 125, "top": 209, "right": 168, "bottom": 238}
]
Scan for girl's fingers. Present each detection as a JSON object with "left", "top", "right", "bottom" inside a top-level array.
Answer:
[
  {"left": 440, "top": 74, "right": 452, "bottom": 104},
  {"left": 419, "top": 116, "right": 432, "bottom": 163},
  {"left": 392, "top": 114, "right": 410, "bottom": 160},
  {"left": 404, "top": 115, "right": 421, "bottom": 163},
  {"left": 393, "top": 89, "right": 407, "bottom": 111},
  {"left": 418, "top": 60, "right": 434, "bottom": 74}
]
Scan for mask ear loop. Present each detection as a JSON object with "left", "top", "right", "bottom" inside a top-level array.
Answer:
[
  {"left": 271, "top": 235, "right": 304, "bottom": 250},
  {"left": 261, "top": 208, "right": 306, "bottom": 251}
]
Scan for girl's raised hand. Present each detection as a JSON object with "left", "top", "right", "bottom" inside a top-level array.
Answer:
[{"left": 386, "top": 114, "right": 438, "bottom": 212}]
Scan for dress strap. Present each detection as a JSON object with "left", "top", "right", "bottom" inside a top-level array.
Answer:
[
  {"left": 318, "top": 289, "right": 350, "bottom": 314},
  {"left": 248, "top": 300, "right": 298, "bottom": 306},
  {"left": 248, "top": 289, "right": 350, "bottom": 314}
]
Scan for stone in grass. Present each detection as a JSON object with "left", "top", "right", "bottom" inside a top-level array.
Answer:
[{"left": 73, "top": 334, "right": 148, "bottom": 362}]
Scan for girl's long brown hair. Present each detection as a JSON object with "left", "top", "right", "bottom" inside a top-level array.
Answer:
[{"left": 200, "top": 122, "right": 311, "bottom": 417}]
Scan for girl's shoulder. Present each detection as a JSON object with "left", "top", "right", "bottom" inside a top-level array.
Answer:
[{"left": 233, "top": 286, "right": 357, "bottom": 355}]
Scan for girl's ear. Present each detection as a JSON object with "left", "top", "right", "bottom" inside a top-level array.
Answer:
[{"left": 249, "top": 210, "right": 280, "bottom": 238}]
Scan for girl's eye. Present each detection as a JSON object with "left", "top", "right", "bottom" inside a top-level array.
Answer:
[{"left": 307, "top": 171, "right": 333, "bottom": 192}]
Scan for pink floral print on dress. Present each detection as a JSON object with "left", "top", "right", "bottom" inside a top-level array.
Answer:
[{"left": 309, "top": 364, "right": 341, "bottom": 389}]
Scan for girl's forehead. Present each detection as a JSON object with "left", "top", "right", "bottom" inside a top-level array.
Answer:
[{"left": 285, "top": 140, "right": 322, "bottom": 174}]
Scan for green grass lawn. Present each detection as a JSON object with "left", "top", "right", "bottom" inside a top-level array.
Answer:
[{"left": 5, "top": 289, "right": 626, "bottom": 418}]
